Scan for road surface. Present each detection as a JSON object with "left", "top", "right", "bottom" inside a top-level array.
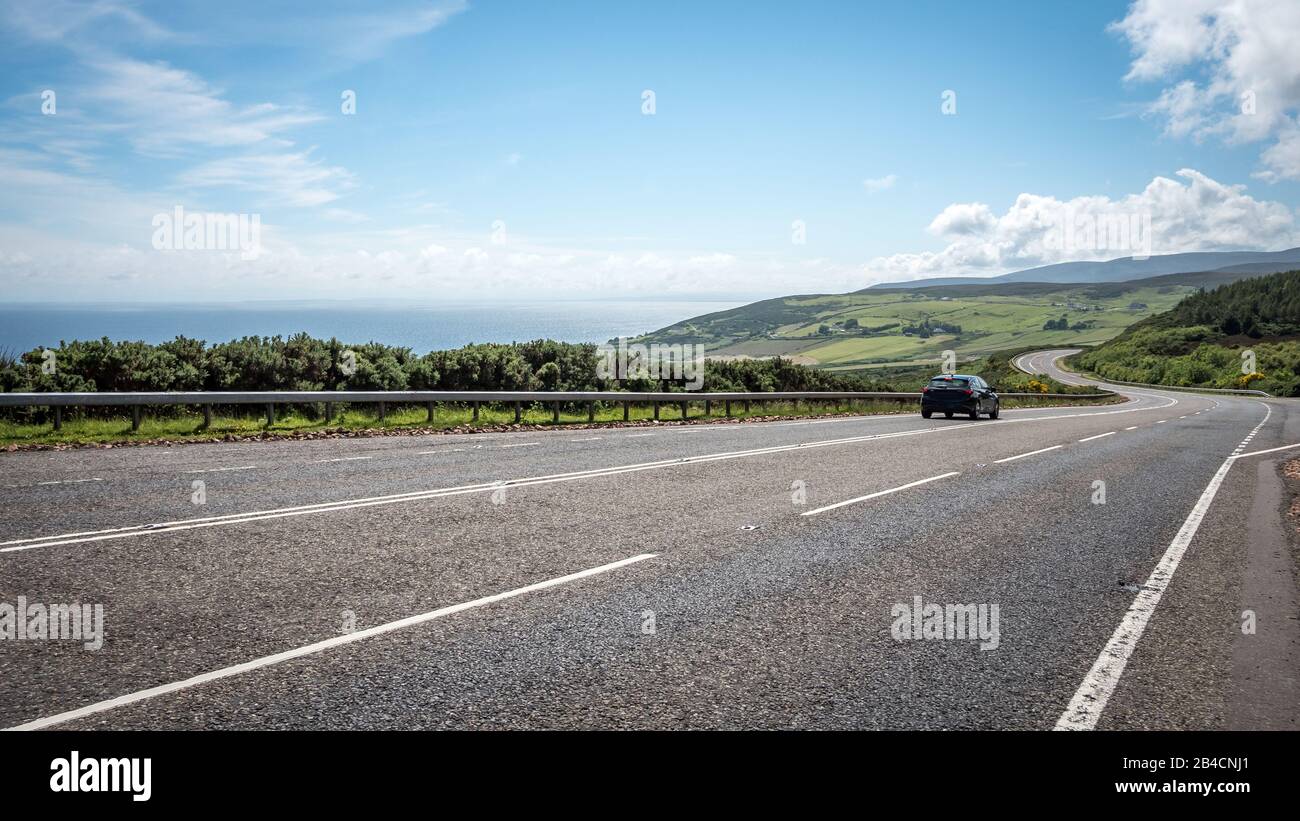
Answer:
[{"left": 2, "top": 349, "right": 1297, "bottom": 730}]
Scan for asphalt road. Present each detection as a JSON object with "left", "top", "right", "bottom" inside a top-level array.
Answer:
[{"left": 2, "top": 350, "right": 1297, "bottom": 730}]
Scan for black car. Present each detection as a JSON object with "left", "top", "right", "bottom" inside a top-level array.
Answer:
[{"left": 921, "top": 374, "right": 999, "bottom": 420}]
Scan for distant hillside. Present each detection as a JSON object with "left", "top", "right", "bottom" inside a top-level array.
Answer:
[
  {"left": 867, "top": 247, "right": 1300, "bottom": 289},
  {"left": 1073, "top": 269, "right": 1300, "bottom": 396},
  {"left": 635, "top": 267, "right": 1275, "bottom": 370}
]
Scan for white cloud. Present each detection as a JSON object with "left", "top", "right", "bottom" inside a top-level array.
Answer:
[
  {"left": 1, "top": 0, "right": 466, "bottom": 65},
  {"left": 83, "top": 58, "right": 323, "bottom": 155},
  {"left": 1113, "top": 0, "right": 1300, "bottom": 179},
  {"left": 927, "top": 202, "right": 996, "bottom": 236},
  {"left": 179, "top": 149, "right": 355, "bottom": 207},
  {"left": 866, "top": 168, "right": 1300, "bottom": 282},
  {"left": 862, "top": 174, "right": 898, "bottom": 193},
  {"left": 327, "top": 1, "right": 468, "bottom": 61},
  {"left": 1, "top": 0, "right": 173, "bottom": 43}
]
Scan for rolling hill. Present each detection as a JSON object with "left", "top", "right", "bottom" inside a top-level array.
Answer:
[
  {"left": 635, "top": 266, "right": 1284, "bottom": 370},
  {"left": 1072, "top": 268, "right": 1300, "bottom": 396}
]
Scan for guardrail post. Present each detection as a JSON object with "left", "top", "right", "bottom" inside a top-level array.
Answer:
[
  {"left": 744, "top": 400, "right": 751, "bottom": 414},
  {"left": 325, "top": 402, "right": 334, "bottom": 424},
  {"left": 514, "top": 402, "right": 521, "bottom": 423},
  {"left": 472, "top": 401, "right": 479, "bottom": 423},
  {"left": 623, "top": 401, "right": 629, "bottom": 421},
  {"left": 427, "top": 402, "right": 436, "bottom": 423},
  {"left": 266, "top": 403, "right": 275, "bottom": 426},
  {"left": 587, "top": 402, "right": 595, "bottom": 423},
  {"left": 53, "top": 406, "right": 61, "bottom": 431},
  {"left": 203, "top": 404, "right": 212, "bottom": 427},
  {"left": 705, "top": 400, "right": 711, "bottom": 416},
  {"left": 653, "top": 401, "right": 660, "bottom": 421},
  {"left": 377, "top": 402, "right": 386, "bottom": 423},
  {"left": 680, "top": 401, "right": 688, "bottom": 420},
  {"left": 131, "top": 406, "right": 141, "bottom": 432},
  {"left": 552, "top": 401, "right": 560, "bottom": 423},
  {"left": 725, "top": 400, "right": 732, "bottom": 417}
]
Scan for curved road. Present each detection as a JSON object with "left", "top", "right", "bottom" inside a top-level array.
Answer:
[{"left": 2, "top": 350, "right": 1297, "bottom": 730}]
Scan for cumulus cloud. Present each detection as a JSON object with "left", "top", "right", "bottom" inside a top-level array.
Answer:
[
  {"left": 1112, "top": 0, "right": 1300, "bottom": 180},
  {"left": 866, "top": 169, "right": 1300, "bottom": 282}
]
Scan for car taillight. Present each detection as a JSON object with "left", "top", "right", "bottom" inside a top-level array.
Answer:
[
  {"left": 963, "top": 389, "right": 973, "bottom": 396},
  {"left": 922, "top": 387, "right": 929, "bottom": 393}
]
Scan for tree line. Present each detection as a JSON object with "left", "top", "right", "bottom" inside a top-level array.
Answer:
[
  {"left": 1153, "top": 269, "right": 1300, "bottom": 338},
  {"left": 0, "top": 333, "right": 901, "bottom": 406}
]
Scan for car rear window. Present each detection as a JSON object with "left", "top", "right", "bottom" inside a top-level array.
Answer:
[{"left": 928, "top": 377, "right": 970, "bottom": 387}]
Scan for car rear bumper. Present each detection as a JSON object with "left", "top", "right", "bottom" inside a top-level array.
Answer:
[{"left": 921, "top": 397, "right": 978, "bottom": 413}]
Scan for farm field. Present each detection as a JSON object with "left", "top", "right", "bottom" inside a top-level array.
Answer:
[{"left": 635, "top": 279, "right": 1200, "bottom": 369}]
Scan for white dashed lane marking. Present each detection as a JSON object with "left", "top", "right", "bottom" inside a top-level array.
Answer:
[
  {"left": 181, "top": 466, "right": 257, "bottom": 474},
  {"left": 994, "top": 445, "right": 1062, "bottom": 464},
  {"left": 1078, "top": 432, "right": 1115, "bottom": 443},
  {"left": 5, "top": 478, "right": 104, "bottom": 489}
]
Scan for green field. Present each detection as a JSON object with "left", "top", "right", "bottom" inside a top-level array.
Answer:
[{"left": 635, "top": 276, "right": 1233, "bottom": 369}]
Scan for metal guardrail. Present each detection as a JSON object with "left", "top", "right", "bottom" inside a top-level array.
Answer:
[
  {"left": 1077, "top": 376, "right": 1272, "bottom": 398},
  {"left": 0, "top": 388, "right": 1115, "bottom": 432}
]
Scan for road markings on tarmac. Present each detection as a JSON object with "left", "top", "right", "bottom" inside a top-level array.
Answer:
[
  {"left": 1230, "top": 442, "right": 1300, "bottom": 460},
  {"left": 3, "top": 552, "right": 659, "bottom": 731},
  {"left": 181, "top": 466, "right": 257, "bottom": 474},
  {"left": 1078, "top": 432, "right": 1115, "bottom": 443},
  {"left": 0, "top": 397, "right": 1187, "bottom": 554},
  {"left": 1124, "top": 426, "right": 1138, "bottom": 431},
  {"left": 994, "top": 445, "right": 1062, "bottom": 464},
  {"left": 801, "top": 472, "right": 960, "bottom": 516},
  {"left": 0, "top": 427, "right": 965, "bottom": 552},
  {"left": 1056, "top": 401, "right": 1274, "bottom": 731},
  {"left": 7, "top": 478, "right": 103, "bottom": 489},
  {"left": 311, "top": 456, "right": 373, "bottom": 463},
  {"left": 498, "top": 442, "right": 540, "bottom": 448}
]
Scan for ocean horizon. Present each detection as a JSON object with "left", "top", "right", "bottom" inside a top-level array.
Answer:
[{"left": 0, "top": 299, "right": 747, "bottom": 355}]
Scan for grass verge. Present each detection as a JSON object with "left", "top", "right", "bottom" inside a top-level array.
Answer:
[{"left": 0, "top": 395, "right": 1123, "bottom": 450}]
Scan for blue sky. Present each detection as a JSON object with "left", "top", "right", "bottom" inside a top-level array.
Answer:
[{"left": 2, "top": 0, "right": 1300, "bottom": 301}]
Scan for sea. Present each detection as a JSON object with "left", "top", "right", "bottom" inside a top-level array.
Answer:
[{"left": 0, "top": 299, "right": 747, "bottom": 355}]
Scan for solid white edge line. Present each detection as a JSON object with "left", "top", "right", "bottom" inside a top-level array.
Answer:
[
  {"left": 1078, "top": 431, "right": 1116, "bottom": 443},
  {"left": 1055, "top": 402, "right": 1273, "bottom": 731},
  {"left": 801, "top": 472, "right": 960, "bottom": 516},
  {"left": 5, "top": 552, "right": 659, "bottom": 731},
  {"left": 993, "top": 444, "right": 1062, "bottom": 464}
]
